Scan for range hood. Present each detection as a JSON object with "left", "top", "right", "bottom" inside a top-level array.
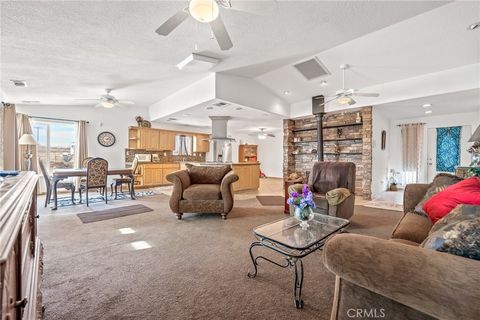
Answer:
[
  {"left": 209, "top": 116, "right": 235, "bottom": 141},
  {"left": 208, "top": 116, "right": 234, "bottom": 163}
]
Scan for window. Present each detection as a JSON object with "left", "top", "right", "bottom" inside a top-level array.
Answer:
[{"left": 31, "top": 119, "right": 77, "bottom": 174}]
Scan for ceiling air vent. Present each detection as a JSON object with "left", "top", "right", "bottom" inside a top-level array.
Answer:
[
  {"left": 11, "top": 80, "right": 28, "bottom": 87},
  {"left": 212, "top": 102, "right": 229, "bottom": 107},
  {"left": 293, "top": 57, "right": 330, "bottom": 80}
]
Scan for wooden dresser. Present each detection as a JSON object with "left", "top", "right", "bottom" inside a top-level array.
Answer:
[{"left": 1, "top": 172, "right": 42, "bottom": 320}]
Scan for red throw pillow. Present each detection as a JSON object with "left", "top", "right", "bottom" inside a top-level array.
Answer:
[{"left": 423, "top": 176, "right": 480, "bottom": 223}]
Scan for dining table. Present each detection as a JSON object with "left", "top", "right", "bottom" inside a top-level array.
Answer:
[{"left": 51, "top": 168, "right": 135, "bottom": 210}]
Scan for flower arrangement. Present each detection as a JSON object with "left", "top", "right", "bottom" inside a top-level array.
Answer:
[{"left": 288, "top": 184, "right": 316, "bottom": 209}]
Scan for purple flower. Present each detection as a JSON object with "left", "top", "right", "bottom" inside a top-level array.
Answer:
[
  {"left": 287, "top": 184, "right": 316, "bottom": 210},
  {"left": 302, "top": 184, "right": 310, "bottom": 196},
  {"left": 290, "top": 191, "right": 299, "bottom": 198}
]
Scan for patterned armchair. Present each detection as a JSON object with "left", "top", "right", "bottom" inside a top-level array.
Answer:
[
  {"left": 79, "top": 157, "right": 108, "bottom": 206},
  {"left": 166, "top": 164, "right": 239, "bottom": 220}
]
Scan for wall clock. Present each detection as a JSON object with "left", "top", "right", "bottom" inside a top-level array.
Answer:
[{"left": 97, "top": 131, "right": 116, "bottom": 147}]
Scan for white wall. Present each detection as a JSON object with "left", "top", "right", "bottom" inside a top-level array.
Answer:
[
  {"left": 389, "top": 111, "right": 478, "bottom": 184},
  {"left": 16, "top": 104, "right": 148, "bottom": 169},
  {"left": 371, "top": 108, "right": 390, "bottom": 197}
]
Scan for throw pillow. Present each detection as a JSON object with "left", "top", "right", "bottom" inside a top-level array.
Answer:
[
  {"left": 421, "top": 205, "right": 480, "bottom": 260},
  {"left": 423, "top": 177, "right": 480, "bottom": 223},
  {"left": 185, "top": 164, "right": 232, "bottom": 184},
  {"left": 413, "top": 173, "right": 463, "bottom": 217}
]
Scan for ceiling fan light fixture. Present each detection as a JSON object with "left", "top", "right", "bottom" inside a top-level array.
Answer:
[
  {"left": 189, "top": 0, "right": 219, "bottom": 23},
  {"left": 257, "top": 133, "right": 267, "bottom": 140},
  {"left": 101, "top": 100, "right": 115, "bottom": 108},
  {"left": 337, "top": 96, "right": 355, "bottom": 105}
]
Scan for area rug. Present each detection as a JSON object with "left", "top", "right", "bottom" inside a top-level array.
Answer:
[
  {"left": 77, "top": 204, "right": 154, "bottom": 223},
  {"left": 256, "top": 195, "right": 285, "bottom": 206},
  {"left": 55, "top": 190, "right": 157, "bottom": 208}
]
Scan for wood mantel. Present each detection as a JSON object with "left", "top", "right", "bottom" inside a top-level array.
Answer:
[{"left": 0, "top": 172, "right": 43, "bottom": 319}]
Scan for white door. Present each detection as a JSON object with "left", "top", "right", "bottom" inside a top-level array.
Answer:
[{"left": 427, "top": 125, "right": 471, "bottom": 181}]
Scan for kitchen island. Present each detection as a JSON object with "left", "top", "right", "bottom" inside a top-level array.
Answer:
[{"left": 180, "top": 162, "right": 260, "bottom": 191}]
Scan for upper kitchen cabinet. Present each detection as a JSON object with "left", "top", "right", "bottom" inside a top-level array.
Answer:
[
  {"left": 194, "top": 134, "right": 210, "bottom": 153},
  {"left": 159, "top": 130, "right": 176, "bottom": 151},
  {"left": 128, "top": 127, "right": 159, "bottom": 150}
]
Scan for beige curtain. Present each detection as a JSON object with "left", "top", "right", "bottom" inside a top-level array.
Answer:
[
  {"left": 74, "top": 120, "right": 88, "bottom": 186},
  {"left": 16, "top": 113, "right": 38, "bottom": 172},
  {"left": 400, "top": 123, "right": 425, "bottom": 183},
  {"left": 0, "top": 102, "right": 19, "bottom": 170}
]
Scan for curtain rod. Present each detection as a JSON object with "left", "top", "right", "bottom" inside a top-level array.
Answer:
[
  {"left": 29, "top": 115, "right": 89, "bottom": 124},
  {"left": 397, "top": 122, "right": 426, "bottom": 127}
]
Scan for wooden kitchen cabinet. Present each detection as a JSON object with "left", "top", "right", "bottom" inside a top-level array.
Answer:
[
  {"left": 139, "top": 128, "right": 160, "bottom": 150},
  {"left": 232, "top": 163, "right": 260, "bottom": 191},
  {"left": 137, "top": 163, "right": 180, "bottom": 187},
  {"left": 194, "top": 134, "right": 210, "bottom": 153},
  {"left": 159, "top": 130, "right": 176, "bottom": 151}
]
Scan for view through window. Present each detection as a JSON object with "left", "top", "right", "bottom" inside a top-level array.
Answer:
[{"left": 31, "top": 118, "right": 77, "bottom": 174}]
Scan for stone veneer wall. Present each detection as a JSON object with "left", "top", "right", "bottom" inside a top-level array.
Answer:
[{"left": 283, "top": 106, "right": 372, "bottom": 200}]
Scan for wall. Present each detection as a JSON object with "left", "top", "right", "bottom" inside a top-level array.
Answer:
[
  {"left": 371, "top": 108, "right": 390, "bottom": 197},
  {"left": 389, "top": 111, "right": 478, "bottom": 183}
]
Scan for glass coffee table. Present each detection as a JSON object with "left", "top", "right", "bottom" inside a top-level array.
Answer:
[{"left": 247, "top": 213, "right": 349, "bottom": 308}]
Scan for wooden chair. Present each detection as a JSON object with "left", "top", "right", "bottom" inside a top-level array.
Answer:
[
  {"left": 39, "top": 159, "right": 76, "bottom": 207},
  {"left": 82, "top": 157, "right": 93, "bottom": 168},
  {"left": 111, "top": 157, "right": 138, "bottom": 199},
  {"left": 79, "top": 157, "right": 108, "bottom": 206}
]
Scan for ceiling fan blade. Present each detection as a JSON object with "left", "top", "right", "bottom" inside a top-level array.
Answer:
[
  {"left": 155, "top": 9, "right": 189, "bottom": 36},
  {"left": 267, "top": 134, "right": 276, "bottom": 138},
  {"left": 118, "top": 100, "right": 135, "bottom": 105},
  {"left": 210, "top": 16, "right": 233, "bottom": 50},
  {"left": 353, "top": 92, "right": 380, "bottom": 97}
]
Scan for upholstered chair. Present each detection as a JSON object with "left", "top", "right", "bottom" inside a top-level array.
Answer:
[
  {"left": 110, "top": 157, "right": 138, "bottom": 199},
  {"left": 79, "top": 157, "right": 108, "bottom": 206},
  {"left": 166, "top": 164, "right": 239, "bottom": 220},
  {"left": 39, "top": 159, "right": 76, "bottom": 207},
  {"left": 289, "top": 162, "right": 356, "bottom": 219}
]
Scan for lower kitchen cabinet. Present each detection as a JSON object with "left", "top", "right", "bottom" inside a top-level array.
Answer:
[{"left": 136, "top": 163, "right": 180, "bottom": 187}]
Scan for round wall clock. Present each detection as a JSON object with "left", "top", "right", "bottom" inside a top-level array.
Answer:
[{"left": 97, "top": 131, "right": 116, "bottom": 147}]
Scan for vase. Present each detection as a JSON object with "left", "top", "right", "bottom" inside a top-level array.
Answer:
[{"left": 294, "top": 207, "right": 314, "bottom": 229}]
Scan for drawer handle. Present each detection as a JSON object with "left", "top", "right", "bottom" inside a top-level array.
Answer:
[{"left": 16, "top": 297, "right": 28, "bottom": 309}]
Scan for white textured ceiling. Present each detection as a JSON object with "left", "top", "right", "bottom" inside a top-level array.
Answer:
[
  {"left": 1, "top": 0, "right": 447, "bottom": 108},
  {"left": 374, "top": 89, "right": 480, "bottom": 120}
]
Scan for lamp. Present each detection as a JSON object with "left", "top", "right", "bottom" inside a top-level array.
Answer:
[
  {"left": 19, "top": 133, "right": 37, "bottom": 171},
  {"left": 189, "top": 0, "right": 219, "bottom": 23},
  {"left": 257, "top": 133, "right": 267, "bottom": 140}
]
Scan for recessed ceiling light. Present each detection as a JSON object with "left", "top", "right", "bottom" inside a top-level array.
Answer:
[
  {"left": 283, "top": 90, "right": 291, "bottom": 95},
  {"left": 167, "top": 117, "right": 178, "bottom": 121},
  {"left": 422, "top": 103, "right": 432, "bottom": 108},
  {"left": 425, "top": 110, "right": 433, "bottom": 114},
  {"left": 184, "top": 113, "right": 192, "bottom": 116},
  {"left": 468, "top": 22, "right": 480, "bottom": 30},
  {"left": 206, "top": 106, "right": 214, "bottom": 110},
  {"left": 236, "top": 107, "right": 243, "bottom": 111},
  {"left": 320, "top": 80, "right": 328, "bottom": 86}
]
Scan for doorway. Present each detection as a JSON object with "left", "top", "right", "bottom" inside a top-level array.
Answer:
[{"left": 427, "top": 125, "right": 471, "bottom": 181}]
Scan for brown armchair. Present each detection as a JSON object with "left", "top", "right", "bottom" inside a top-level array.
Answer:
[
  {"left": 166, "top": 164, "right": 239, "bottom": 220},
  {"left": 289, "top": 162, "right": 356, "bottom": 219}
]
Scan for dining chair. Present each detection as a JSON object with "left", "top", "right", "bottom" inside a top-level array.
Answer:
[
  {"left": 110, "top": 157, "right": 138, "bottom": 199},
  {"left": 79, "top": 157, "right": 108, "bottom": 206},
  {"left": 39, "top": 159, "right": 76, "bottom": 207},
  {"left": 82, "top": 157, "right": 93, "bottom": 168}
]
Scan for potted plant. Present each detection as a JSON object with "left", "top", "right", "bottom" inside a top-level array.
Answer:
[{"left": 287, "top": 184, "right": 317, "bottom": 229}]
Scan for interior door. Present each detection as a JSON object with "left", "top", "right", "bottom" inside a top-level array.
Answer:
[{"left": 427, "top": 125, "right": 472, "bottom": 181}]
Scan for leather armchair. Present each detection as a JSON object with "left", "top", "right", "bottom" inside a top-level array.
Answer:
[
  {"left": 288, "top": 162, "right": 356, "bottom": 219},
  {"left": 166, "top": 165, "right": 239, "bottom": 220}
]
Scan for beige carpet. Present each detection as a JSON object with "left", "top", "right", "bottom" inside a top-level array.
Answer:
[{"left": 39, "top": 194, "right": 402, "bottom": 320}]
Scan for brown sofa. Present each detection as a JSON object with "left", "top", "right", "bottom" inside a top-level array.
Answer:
[
  {"left": 166, "top": 165, "right": 239, "bottom": 220},
  {"left": 289, "top": 162, "right": 356, "bottom": 220},
  {"left": 323, "top": 183, "right": 480, "bottom": 320}
]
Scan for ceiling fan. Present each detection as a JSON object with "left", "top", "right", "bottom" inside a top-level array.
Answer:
[
  {"left": 323, "top": 64, "right": 380, "bottom": 106},
  {"left": 155, "top": 0, "right": 234, "bottom": 51},
  {"left": 75, "top": 89, "right": 134, "bottom": 108},
  {"left": 249, "top": 128, "right": 276, "bottom": 140}
]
